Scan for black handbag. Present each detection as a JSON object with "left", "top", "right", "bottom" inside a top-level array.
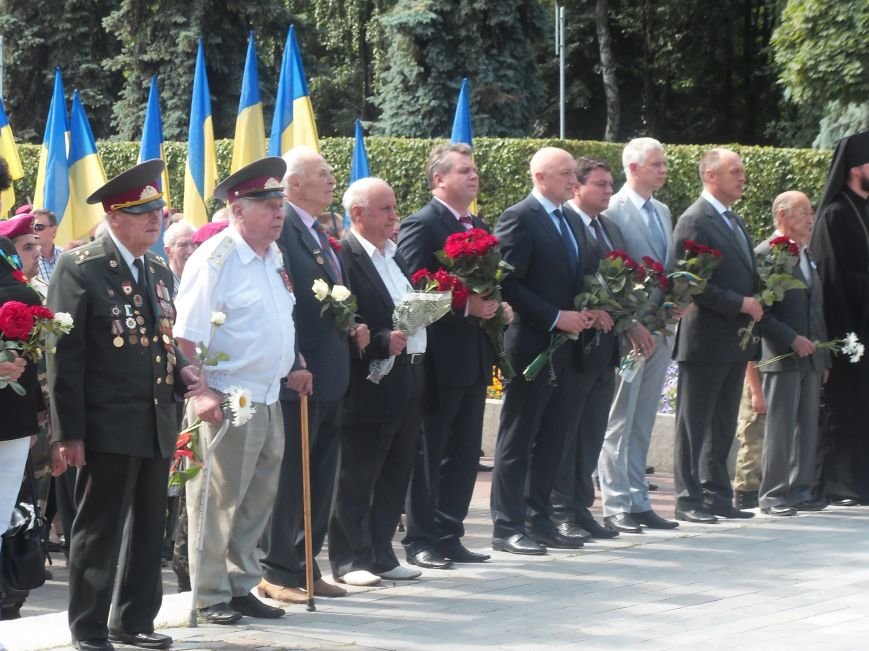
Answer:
[{"left": 1, "top": 458, "right": 48, "bottom": 591}]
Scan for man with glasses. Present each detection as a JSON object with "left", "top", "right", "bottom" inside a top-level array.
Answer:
[
  {"left": 162, "top": 220, "right": 195, "bottom": 297},
  {"left": 33, "top": 208, "right": 63, "bottom": 283}
]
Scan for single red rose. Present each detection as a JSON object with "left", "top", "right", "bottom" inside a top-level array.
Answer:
[
  {"left": 659, "top": 275, "right": 671, "bottom": 290},
  {"left": 769, "top": 236, "right": 791, "bottom": 248},
  {"left": 0, "top": 301, "right": 35, "bottom": 339},
  {"left": 710, "top": 248, "right": 723, "bottom": 257},
  {"left": 411, "top": 269, "right": 433, "bottom": 288},
  {"left": 451, "top": 283, "right": 470, "bottom": 310},
  {"left": 651, "top": 261, "right": 664, "bottom": 275},
  {"left": 30, "top": 305, "right": 53, "bottom": 321},
  {"left": 432, "top": 268, "right": 458, "bottom": 292},
  {"left": 176, "top": 431, "right": 192, "bottom": 449},
  {"left": 788, "top": 243, "right": 799, "bottom": 256},
  {"left": 12, "top": 270, "right": 26, "bottom": 283},
  {"left": 683, "top": 240, "right": 696, "bottom": 252},
  {"left": 642, "top": 256, "right": 656, "bottom": 267},
  {"left": 176, "top": 448, "right": 194, "bottom": 460},
  {"left": 328, "top": 236, "right": 342, "bottom": 252}
]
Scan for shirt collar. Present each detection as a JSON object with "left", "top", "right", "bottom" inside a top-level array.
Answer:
[
  {"left": 567, "top": 199, "right": 594, "bottom": 228},
  {"left": 353, "top": 229, "right": 397, "bottom": 260},
  {"left": 433, "top": 196, "right": 467, "bottom": 221},
  {"left": 701, "top": 189, "right": 730, "bottom": 215},
  {"left": 107, "top": 226, "right": 141, "bottom": 272},
  {"left": 625, "top": 187, "right": 651, "bottom": 211},
  {"left": 288, "top": 201, "right": 317, "bottom": 229},
  {"left": 227, "top": 223, "right": 280, "bottom": 266},
  {"left": 531, "top": 189, "right": 560, "bottom": 216}
]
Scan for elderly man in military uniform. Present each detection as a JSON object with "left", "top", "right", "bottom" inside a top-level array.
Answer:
[
  {"left": 174, "top": 157, "right": 297, "bottom": 624},
  {"left": 48, "top": 160, "right": 197, "bottom": 651}
]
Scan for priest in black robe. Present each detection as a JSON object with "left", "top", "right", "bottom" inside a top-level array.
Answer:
[{"left": 810, "top": 130, "right": 869, "bottom": 504}]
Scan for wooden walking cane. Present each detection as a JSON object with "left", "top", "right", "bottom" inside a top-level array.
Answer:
[{"left": 300, "top": 393, "right": 316, "bottom": 612}]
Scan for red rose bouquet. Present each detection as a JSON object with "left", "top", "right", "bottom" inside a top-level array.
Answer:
[
  {"left": 641, "top": 240, "right": 723, "bottom": 336},
  {"left": 738, "top": 235, "right": 805, "bottom": 349},
  {"left": 411, "top": 268, "right": 469, "bottom": 310},
  {"left": 436, "top": 228, "right": 516, "bottom": 379},
  {"left": 0, "top": 301, "right": 75, "bottom": 395}
]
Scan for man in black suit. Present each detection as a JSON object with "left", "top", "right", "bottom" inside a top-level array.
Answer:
[
  {"left": 671, "top": 148, "right": 761, "bottom": 523},
  {"left": 397, "top": 142, "right": 500, "bottom": 569},
  {"left": 757, "top": 191, "right": 830, "bottom": 516},
  {"left": 328, "top": 177, "right": 425, "bottom": 586},
  {"left": 491, "top": 147, "right": 598, "bottom": 555},
  {"left": 48, "top": 161, "right": 196, "bottom": 651},
  {"left": 552, "top": 157, "right": 646, "bottom": 538},
  {"left": 259, "top": 147, "right": 369, "bottom": 604}
]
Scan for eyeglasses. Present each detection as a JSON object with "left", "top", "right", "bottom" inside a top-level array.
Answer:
[{"left": 33, "top": 223, "right": 53, "bottom": 232}]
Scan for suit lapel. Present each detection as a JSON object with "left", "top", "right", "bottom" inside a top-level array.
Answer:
[
  {"left": 346, "top": 232, "right": 395, "bottom": 314},
  {"left": 287, "top": 204, "right": 340, "bottom": 284},
  {"left": 704, "top": 205, "right": 754, "bottom": 272},
  {"left": 430, "top": 199, "right": 466, "bottom": 237}
]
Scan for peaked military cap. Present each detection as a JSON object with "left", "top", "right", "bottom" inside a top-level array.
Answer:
[
  {"left": 212, "top": 156, "right": 286, "bottom": 203},
  {"left": 88, "top": 159, "right": 167, "bottom": 214}
]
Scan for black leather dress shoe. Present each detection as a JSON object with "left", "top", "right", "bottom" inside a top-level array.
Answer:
[
  {"left": 108, "top": 631, "right": 172, "bottom": 650},
  {"left": 707, "top": 505, "right": 755, "bottom": 519},
  {"left": 575, "top": 512, "right": 619, "bottom": 539},
  {"left": 492, "top": 533, "right": 546, "bottom": 555},
  {"left": 603, "top": 513, "right": 642, "bottom": 534},
  {"left": 675, "top": 508, "right": 718, "bottom": 523},
  {"left": 794, "top": 499, "right": 827, "bottom": 511},
  {"left": 198, "top": 602, "right": 243, "bottom": 625},
  {"left": 229, "top": 594, "right": 285, "bottom": 618},
  {"left": 556, "top": 522, "right": 592, "bottom": 540},
  {"left": 435, "top": 542, "right": 490, "bottom": 563},
  {"left": 527, "top": 525, "right": 583, "bottom": 549},
  {"left": 830, "top": 497, "right": 859, "bottom": 507},
  {"left": 761, "top": 505, "right": 796, "bottom": 516},
  {"left": 632, "top": 510, "right": 679, "bottom": 530},
  {"left": 407, "top": 547, "right": 453, "bottom": 569},
  {"left": 73, "top": 640, "right": 114, "bottom": 651}
]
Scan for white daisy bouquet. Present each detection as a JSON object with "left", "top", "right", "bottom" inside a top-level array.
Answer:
[{"left": 756, "top": 331, "right": 864, "bottom": 368}]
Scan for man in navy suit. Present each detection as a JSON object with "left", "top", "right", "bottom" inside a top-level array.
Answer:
[
  {"left": 398, "top": 143, "right": 501, "bottom": 569},
  {"left": 671, "top": 148, "right": 761, "bottom": 523},
  {"left": 491, "top": 147, "right": 600, "bottom": 555},
  {"left": 259, "top": 148, "right": 369, "bottom": 604}
]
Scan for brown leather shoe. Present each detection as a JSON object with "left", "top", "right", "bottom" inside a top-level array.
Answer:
[
  {"left": 257, "top": 578, "right": 309, "bottom": 604},
  {"left": 313, "top": 578, "right": 347, "bottom": 597}
]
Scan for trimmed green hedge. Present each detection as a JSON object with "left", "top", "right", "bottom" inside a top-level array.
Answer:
[{"left": 13, "top": 138, "right": 831, "bottom": 241}]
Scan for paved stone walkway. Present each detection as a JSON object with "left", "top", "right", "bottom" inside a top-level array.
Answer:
[{"left": 1, "top": 471, "right": 867, "bottom": 650}]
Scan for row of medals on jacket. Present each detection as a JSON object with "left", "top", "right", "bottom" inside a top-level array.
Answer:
[{"left": 108, "top": 274, "right": 177, "bottom": 385}]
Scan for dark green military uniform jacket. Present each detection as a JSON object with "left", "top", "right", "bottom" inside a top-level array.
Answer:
[{"left": 47, "top": 234, "right": 187, "bottom": 459}]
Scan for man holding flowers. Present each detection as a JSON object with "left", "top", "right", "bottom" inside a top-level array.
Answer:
[
  {"left": 671, "top": 148, "right": 761, "bottom": 523},
  {"left": 259, "top": 147, "right": 369, "bottom": 605},
  {"left": 397, "top": 142, "right": 501, "bottom": 569},
  {"left": 754, "top": 191, "right": 830, "bottom": 516},
  {"left": 174, "top": 157, "right": 297, "bottom": 625}
]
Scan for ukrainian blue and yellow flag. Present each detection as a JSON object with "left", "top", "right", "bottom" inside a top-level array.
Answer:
[
  {"left": 60, "top": 90, "right": 107, "bottom": 245},
  {"left": 450, "top": 77, "right": 477, "bottom": 215},
  {"left": 183, "top": 40, "right": 217, "bottom": 227},
  {"left": 0, "top": 97, "right": 24, "bottom": 216},
  {"left": 34, "top": 68, "right": 70, "bottom": 231},
  {"left": 268, "top": 26, "right": 319, "bottom": 156},
  {"left": 139, "top": 76, "right": 171, "bottom": 257},
  {"left": 345, "top": 119, "right": 371, "bottom": 228},
  {"left": 231, "top": 32, "right": 266, "bottom": 173}
]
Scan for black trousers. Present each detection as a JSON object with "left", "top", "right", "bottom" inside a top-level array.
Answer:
[
  {"left": 674, "top": 361, "right": 745, "bottom": 511},
  {"left": 491, "top": 347, "right": 579, "bottom": 538},
  {"left": 328, "top": 364, "right": 423, "bottom": 578},
  {"left": 551, "top": 366, "right": 616, "bottom": 524},
  {"left": 403, "top": 379, "right": 487, "bottom": 553},
  {"left": 68, "top": 450, "right": 169, "bottom": 642},
  {"left": 260, "top": 397, "right": 342, "bottom": 587}
]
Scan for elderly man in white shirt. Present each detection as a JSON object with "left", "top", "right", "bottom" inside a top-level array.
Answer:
[
  {"left": 174, "top": 157, "right": 298, "bottom": 625},
  {"left": 328, "top": 177, "right": 426, "bottom": 586}
]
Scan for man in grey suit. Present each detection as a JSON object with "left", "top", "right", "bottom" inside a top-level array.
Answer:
[
  {"left": 259, "top": 147, "right": 370, "bottom": 604},
  {"left": 671, "top": 148, "right": 762, "bottom": 523},
  {"left": 756, "top": 191, "right": 830, "bottom": 516},
  {"left": 598, "top": 138, "right": 679, "bottom": 532}
]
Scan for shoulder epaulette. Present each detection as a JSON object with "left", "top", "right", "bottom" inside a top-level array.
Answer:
[
  {"left": 146, "top": 251, "right": 168, "bottom": 268},
  {"left": 208, "top": 234, "right": 236, "bottom": 269},
  {"left": 72, "top": 243, "right": 106, "bottom": 265}
]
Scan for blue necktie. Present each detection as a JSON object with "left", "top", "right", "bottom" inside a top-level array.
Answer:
[
  {"left": 553, "top": 208, "right": 578, "bottom": 272},
  {"left": 643, "top": 200, "right": 668, "bottom": 256}
]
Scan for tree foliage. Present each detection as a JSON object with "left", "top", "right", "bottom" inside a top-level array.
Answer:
[{"left": 374, "top": 0, "right": 545, "bottom": 137}]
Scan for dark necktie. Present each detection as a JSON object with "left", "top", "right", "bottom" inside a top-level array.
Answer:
[
  {"left": 553, "top": 208, "right": 578, "bottom": 272},
  {"left": 313, "top": 222, "right": 343, "bottom": 283},
  {"left": 724, "top": 210, "right": 751, "bottom": 261},
  {"left": 133, "top": 258, "right": 159, "bottom": 322},
  {"left": 590, "top": 217, "right": 612, "bottom": 256},
  {"left": 458, "top": 215, "right": 473, "bottom": 230}
]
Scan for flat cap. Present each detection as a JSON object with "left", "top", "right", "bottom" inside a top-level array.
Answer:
[
  {"left": 212, "top": 157, "right": 286, "bottom": 203},
  {"left": 88, "top": 159, "right": 167, "bottom": 214}
]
